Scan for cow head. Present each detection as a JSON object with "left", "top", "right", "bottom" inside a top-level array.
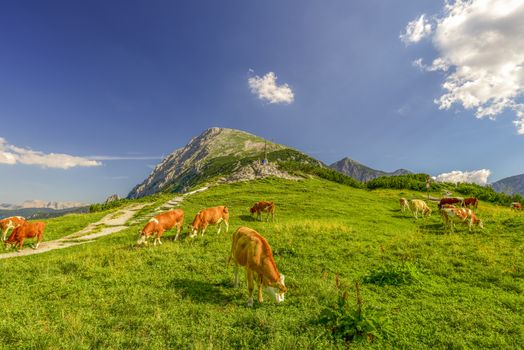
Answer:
[
  {"left": 264, "top": 274, "right": 287, "bottom": 303},
  {"left": 250, "top": 206, "right": 257, "bottom": 215},
  {"left": 136, "top": 230, "right": 148, "bottom": 245},
  {"left": 187, "top": 224, "right": 198, "bottom": 238}
]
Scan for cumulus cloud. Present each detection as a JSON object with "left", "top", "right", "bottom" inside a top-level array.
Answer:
[
  {"left": 400, "top": 14, "right": 433, "bottom": 45},
  {"left": 248, "top": 71, "right": 294, "bottom": 104},
  {"left": 403, "top": 0, "right": 524, "bottom": 134},
  {"left": 0, "top": 137, "right": 101, "bottom": 169},
  {"left": 434, "top": 169, "right": 491, "bottom": 185}
]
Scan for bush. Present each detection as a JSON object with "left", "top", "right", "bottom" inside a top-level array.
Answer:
[
  {"left": 319, "top": 281, "right": 391, "bottom": 343},
  {"left": 362, "top": 262, "right": 422, "bottom": 286},
  {"left": 278, "top": 161, "right": 363, "bottom": 189}
]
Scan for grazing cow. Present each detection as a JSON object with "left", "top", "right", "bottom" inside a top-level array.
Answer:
[
  {"left": 438, "top": 197, "right": 464, "bottom": 209},
  {"left": 137, "top": 209, "right": 184, "bottom": 246},
  {"left": 228, "top": 227, "right": 287, "bottom": 307},
  {"left": 250, "top": 201, "right": 275, "bottom": 222},
  {"left": 0, "top": 216, "right": 26, "bottom": 242},
  {"left": 189, "top": 206, "right": 229, "bottom": 237},
  {"left": 511, "top": 202, "right": 522, "bottom": 210},
  {"left": 4, "top": 221, "right": 45, "bottom": 251},
  {"left": 399, "top": 198, "right": 410, "bottom": 214},
  {"left": 409, "top": 199, "right": 432, "bottom": 219},
  {"left": 463, "top": 197, "right": 479, "bottom": 209},
  {"left": 440, "top": 207, "right": 483, "bottom": 232}
]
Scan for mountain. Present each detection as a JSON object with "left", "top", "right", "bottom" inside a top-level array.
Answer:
[
  {"left": 0, "top": 206, "right": 89, "bottom": 220},
  {"left": 128, "top": 127, "right": 321, "bottom": 198},
  {"left": 0, "top": 200, "right": 85, "bottom": 210},
  {"left": 492, "top": 173, "right": 524, "bottom": 196},
  {"left": 329, "top": 157, "right": 411, "bottom": 182}
]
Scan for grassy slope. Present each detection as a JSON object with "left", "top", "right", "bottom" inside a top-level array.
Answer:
[{"left": 0, "top": 178, "right": 523, "bottom": 349}]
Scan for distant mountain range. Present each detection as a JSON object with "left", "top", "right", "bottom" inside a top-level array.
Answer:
[
  {"left": 492, "top": 174, "right": 524, "bottom": 196},
  {"left": 0, "top": 200, "right": 85, "bottom": 211},
  {"left": 329, "top": 157, "right": 412, "bottom": 182}
]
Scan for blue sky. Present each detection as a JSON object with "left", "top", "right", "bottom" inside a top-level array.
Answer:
[{"left": 1, "top": 0, "right": 523, "bottom": 204}]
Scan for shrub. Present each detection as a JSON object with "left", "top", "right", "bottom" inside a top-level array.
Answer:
[
  {"left": 278, "top": 161, "right": 363, "bottom": 189},
  {"left": 362, "top": 262, "right": 422, "bottom": 286},
  {"left": 319, "top": 281, "right": 391, "bottom": 343}
]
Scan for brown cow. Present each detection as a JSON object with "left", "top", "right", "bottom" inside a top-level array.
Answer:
[
  {"left": 228, "top": 227, "right": 287, "bottom": 307},
  {"left": 463, "top": 197, "right": 479, "bottom": 209},
  {"left": 438, "top": 197, "right": 463, "bottom": 209},
  {"left": 250, "top": 201, "right": 275, "bottom": 221},
  {"left": 440, "top": 207, "right": 483, "bottom": 232},
  {"left": 4, "top": 221, "right": 45, "bottom": 251},
  {"left": 137, "top": 209, "right": 184, "bottom": 246},
  {"left": 189, "top": 206, "right": 229, "bottom": 238},
  {"left": 0, "top": 216, "right": 26, "bottom": 241},
  {"left": 511, "top": 202, "right": 522, "bottom": 210}
]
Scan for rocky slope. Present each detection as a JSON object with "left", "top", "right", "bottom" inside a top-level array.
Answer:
[
  {"left": 128, "top": 127, "right": 318, "bottom": 198},
  {"left": 492, "top": 173, "right": 524, "bottom": 196},
  {"left": 329, "top": 157, "right": 411, "bottom": 182}
]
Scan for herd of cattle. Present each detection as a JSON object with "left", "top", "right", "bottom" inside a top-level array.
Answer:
[
  {"left": 1, "top": 195, "right": 522, "bottom": 306},
  {"left": 400, "top": 196, "right": 522, "bottom": 232}
]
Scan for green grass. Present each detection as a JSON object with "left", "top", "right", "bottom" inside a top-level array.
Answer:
[{"left": 0, "top": 178, "right": 523, "bottom": 349}]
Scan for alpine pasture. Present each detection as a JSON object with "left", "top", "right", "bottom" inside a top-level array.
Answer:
[{"left": 1, "top": 178, "right": 523, "bottom": 349}]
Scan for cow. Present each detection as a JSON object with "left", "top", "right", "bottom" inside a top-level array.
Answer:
[
  {"left": 511, "top": 202, "right": 522, "bottom": 210},
  {"left": 463, "top": 197, "right": 479, "bottom": 209},
  {"left": 440, "top": 207, "right": 483, "bottom": 232},
  {"left": 0, "top": 216, "right": 26, "bottom": 242},
  {"left": 409, "top": 199, "right": 431, "bottom": 219},
  {"left": 4, "top": 221, "right": 45, "bottom": 251},
  {"left": 188, "top": 206, "right": 229, "bottom": 238},
  {"left": 399, "top": 198, "right": 410, "bottom": 214},
  {"left": 250, "top": 201, "right": 275, "bottom": 222},
  {"left": 438, "top": 197, "right": 464, "bottom": 209},
  {"left": 137, "top": 209, "right": 184, "bottom": 246},
  {"left": 228, "top": 226, "right": 287, "bottom": 307}
]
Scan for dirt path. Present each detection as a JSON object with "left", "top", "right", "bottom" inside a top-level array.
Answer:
[{"left": 0, "top": 186, "right": 209, "bottom": 260}]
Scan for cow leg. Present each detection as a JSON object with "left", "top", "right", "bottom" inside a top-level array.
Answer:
[
  {"left": 257, "top": 274, "right": 264, "bottom": 303},
  {"left": 246, "top": 269, "right": 254, "bottom": 307},
  {"left": 234, "top": 264, "right": 239, "bottom": 287},
  {"left": 18, "top": 238, "right": 24, "bottom": 251},
  {"left": 35, "top": 233, "right": 42, "bottom": 249},
  {"left": 201, "top": 224, "right": 208, "bottom": 237},
  {"left": 1, "top": 228, "right": 6, "bottom": 242},
  {"left": 174, "top": 224, "right": 181, "bottom": 240},
  {"left": 217, "top": 219, "right": 223, "bottom": 234},
  {"left": 224, "top": 220, "right": 229, "bottom": 233}
]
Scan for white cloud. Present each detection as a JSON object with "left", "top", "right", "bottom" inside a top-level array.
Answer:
[
  {"left": 0, "top": 138, "right": 101, "bottom": 169},
  {"left": 404, "top": 0, "right": 524, "bottom": 134},
  {"left": 400, "top": 14, "right": 433, "bottom": 45},
  {"left": 248, "top": 71, "right": 294, "bottom": 104},
  {"left": 434, "top": 169, "right": 491, "bottom": 185}
]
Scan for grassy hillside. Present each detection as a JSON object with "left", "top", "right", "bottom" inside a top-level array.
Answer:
[{"left": 0, "top": 178, "right": 522, "bottom": 349}]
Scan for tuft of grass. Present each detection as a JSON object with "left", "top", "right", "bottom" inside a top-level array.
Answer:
[{"left": 362, "top": 262, "right": 423, "bottom": 286}]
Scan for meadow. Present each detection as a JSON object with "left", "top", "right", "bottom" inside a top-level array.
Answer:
[{"left": 0, "top": 178, "right": 523, "bottom": 349}]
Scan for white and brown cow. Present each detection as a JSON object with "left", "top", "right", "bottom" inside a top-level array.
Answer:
[
  {"left": 228, "top": 226, "right": 287, "bottom": 307},
  {"left": 440, "top": 207, "right": 483, "bottom": 232},
  {"left": 188, "top": 206, "right": 229, "bottom": 238},
  {"left": 511, "top": 202, "right": 522, "bottom": 211},
  {"left": 137, "top": 209, "right": 184, "bottom": 246},
  {"left": 0, "top": 216, "right": 26, "bottom": 242}
]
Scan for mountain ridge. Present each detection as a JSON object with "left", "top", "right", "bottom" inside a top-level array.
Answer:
[{"left": 329, "top": 157, "right": 411, "bottom": 182}]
